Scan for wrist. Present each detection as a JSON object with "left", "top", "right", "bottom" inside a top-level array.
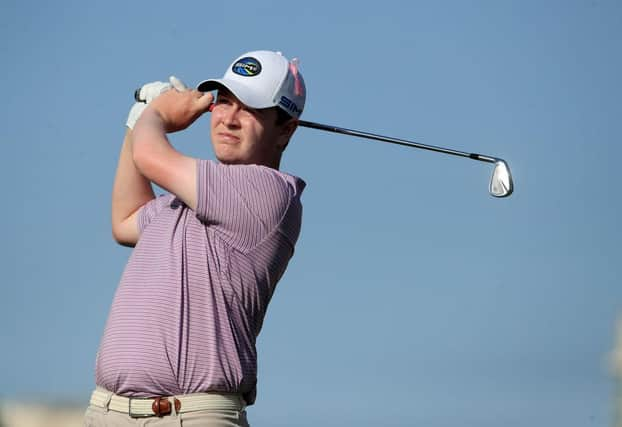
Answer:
[
  {"left": 133, "top": 106, "right": 167, "bottom": 136},
  {"left": 126, "top": 103, "right": 147, "bottom": 129}
]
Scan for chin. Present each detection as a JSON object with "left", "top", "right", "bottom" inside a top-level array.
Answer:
[
  {"left": 214, "top": 146, "right": 243, "bottom": 164},
  {"left": 215, "top": 154, "right": 242, "bottom": 165}
]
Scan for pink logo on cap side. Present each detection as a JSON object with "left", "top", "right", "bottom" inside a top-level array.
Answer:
[{"left": 289, "top": 58, "right": 304, "bottom": 97}]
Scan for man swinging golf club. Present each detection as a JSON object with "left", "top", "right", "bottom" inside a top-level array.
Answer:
[{"left": 85, "top": 50, "right": 306, "bottom": 426}]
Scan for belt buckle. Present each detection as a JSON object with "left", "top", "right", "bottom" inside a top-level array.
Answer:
[
  {"left": 151, "top": 397, "right": 173, "bottom": 417},
  {"left": 128, "top": 397, "right": 151, "bottom": 418}
]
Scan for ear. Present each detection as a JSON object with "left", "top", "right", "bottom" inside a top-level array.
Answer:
[{"left": 276, "top": 119, "right": 298, "bottom": 152}]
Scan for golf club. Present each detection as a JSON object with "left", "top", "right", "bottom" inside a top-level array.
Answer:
[
  {"left": 297, "top": 120, "right": 514, "bottom": 198},
  {"left": 134, "top": 89, "right": 513, "bottom": 197}
]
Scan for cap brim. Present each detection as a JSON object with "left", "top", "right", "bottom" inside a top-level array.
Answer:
[{"left": 196, "top": 78, "right": 275, "bottom": 110}]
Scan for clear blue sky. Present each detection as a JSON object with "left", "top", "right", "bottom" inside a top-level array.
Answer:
[{"left": 1, "top": 1, "right": 620, "bottom": 426}]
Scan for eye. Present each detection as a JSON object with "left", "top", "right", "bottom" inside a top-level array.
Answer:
[
  {"left": 216, "top": 96, "right": 232, "bottom": 105},
  {"left": 241, "top": 106, "right": 259, "bottom": 116}
]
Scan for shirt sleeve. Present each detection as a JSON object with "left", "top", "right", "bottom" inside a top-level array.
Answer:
[
  {"left": 195, "top": 159, "right": 302, "bottom": 252},
  {"left": 137, "top": 194, "right": 176, "bottom": 234}
]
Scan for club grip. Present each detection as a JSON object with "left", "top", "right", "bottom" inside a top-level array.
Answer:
[{"left": 134, "top": 88, "right": 145, "bottom": 103}]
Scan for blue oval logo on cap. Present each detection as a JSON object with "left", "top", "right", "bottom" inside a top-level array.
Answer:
[{"left": 232, "top": 57, "right": 262, "bottom": 77}]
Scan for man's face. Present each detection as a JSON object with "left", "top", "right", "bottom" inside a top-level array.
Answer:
[{"left": 210, "top": 88, "right": 292, "bottom": 168}]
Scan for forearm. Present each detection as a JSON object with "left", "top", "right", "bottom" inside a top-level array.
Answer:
[
  {"left": 111, "top": 129, "right": 155, "bottom": 244},
  {"left": 132, "top": 108, "right": 176, "bottom": 176},
  {"left": 132, "top": 108, "right": 197, "bottom": 209}
]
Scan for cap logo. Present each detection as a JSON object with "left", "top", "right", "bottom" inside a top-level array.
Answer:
[
  {"left": 279, "top": 96, "right": 301, "bottom": 115},
  {"left": 232, "top": 57, "right": 261, "bottom": 77}
]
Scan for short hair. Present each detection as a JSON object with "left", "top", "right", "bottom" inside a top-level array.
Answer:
[{"left": 275, "top": 107, "right": 294, "bottom": 125}]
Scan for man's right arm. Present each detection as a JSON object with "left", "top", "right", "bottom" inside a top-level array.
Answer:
[
  {"left": 111, "top": 129, "right": 155, "bottom": 247},
  {"left": 111, "top": 81, "right": 174, "bottom": 246}
]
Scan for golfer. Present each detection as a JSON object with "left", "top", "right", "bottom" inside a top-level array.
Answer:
[{"left": 85, "top": 50, "right": 306, "bottom": 426}]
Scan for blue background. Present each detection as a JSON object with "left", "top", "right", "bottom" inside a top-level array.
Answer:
[{"left": 1, "top": 1, "right": 620, "bottom": 425}]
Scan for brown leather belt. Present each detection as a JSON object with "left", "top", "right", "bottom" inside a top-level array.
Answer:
[{"left": 89, "top": 388, "right": 246, "bottom": 418}]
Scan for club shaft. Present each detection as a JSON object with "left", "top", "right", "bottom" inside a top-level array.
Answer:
[
  {"left": 297, "top": 120, "right": 498, "bottom": 164},
  {"left": 135, "top": 84, "right": 499, "bottom": 165}
]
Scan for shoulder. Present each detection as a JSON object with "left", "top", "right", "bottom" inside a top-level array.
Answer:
[
  {"left": 200, "top": 160, "right": 306, "bottom": 197},
  {"left": 253, "top": 165, "right": 306, "bottom": 199}
]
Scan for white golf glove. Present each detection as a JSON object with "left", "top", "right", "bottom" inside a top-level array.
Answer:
[
  {"left": 169, "top": 76, "right": 188, "bottom": 92},
  {"left": 126, "top": 77, "right": 188, "bottom": 129}
]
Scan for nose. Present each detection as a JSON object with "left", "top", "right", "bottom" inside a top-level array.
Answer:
[{"left": 222, "top": 103, "right": 241, "bottom": 127}]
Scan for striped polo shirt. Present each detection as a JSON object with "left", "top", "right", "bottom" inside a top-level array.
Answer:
[{"left": 94, "top": 159, "right": 305, "bottom": 405}]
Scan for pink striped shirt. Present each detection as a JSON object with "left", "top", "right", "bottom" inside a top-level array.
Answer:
[{"left": 95, "top": 160, "right": 305, "bottom": 405}]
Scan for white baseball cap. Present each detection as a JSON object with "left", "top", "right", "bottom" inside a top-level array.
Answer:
[{"left": 197, "top": 50, "right": 306, "bottom": 119}]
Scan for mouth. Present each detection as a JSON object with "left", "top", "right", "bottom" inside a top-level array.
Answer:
[{"left": 216, "top": 132, "right": 241, "bottom": 145}]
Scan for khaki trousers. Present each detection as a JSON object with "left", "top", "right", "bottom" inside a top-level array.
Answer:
[{"left": 83, "top": 399, "right": 250, "bottom": 427}]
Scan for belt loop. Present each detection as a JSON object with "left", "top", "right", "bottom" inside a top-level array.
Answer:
[
  {"left": 169, "top": 397, "right": 177, "bottom": 416},
  {"left": 102, "top": 390, "right": 113, "bottom": 413},
  {"left": 175, "top": 400, "right": 182, "bottom": 427},
  {"left": 172, "top": 396, "right": 182, "bottom": 416},
  {"left": 170, "top": 396, "right": 182, "bottom": 427}
]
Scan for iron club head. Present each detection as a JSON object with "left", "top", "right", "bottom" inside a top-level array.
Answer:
[{"left": 489, "top": 160, "right": 514, "bottom": 198}]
